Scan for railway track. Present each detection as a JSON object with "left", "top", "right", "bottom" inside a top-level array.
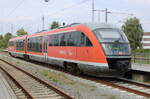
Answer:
[
  {"left": 0, "top": 59, "right": 74, "bottom": 99},
  {"left": 29, "top": 58, "right": 150, "bottom": 98},
  {"left": 85, "top": 76, "right": 150, "bottom": 98},
  {"left": 0, "top": 69, "right": 28, "bottom": 99},
  {"left": 25, "top": 59, "right": 150, "bottom": 98},
  {"left": 1, "top": 53, "right": 150, "bottom": 98}
]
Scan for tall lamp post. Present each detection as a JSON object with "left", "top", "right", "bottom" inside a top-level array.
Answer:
[
  {"left": 44, "top": 0, "right": 50, "bottom": 2},
  {"left": 92, "top": 0, "right": 95, "bottom": 23}
]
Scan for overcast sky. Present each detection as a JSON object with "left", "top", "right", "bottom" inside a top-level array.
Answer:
[{"left": 0, "top": 0, "right": 150, "bottom": 35}]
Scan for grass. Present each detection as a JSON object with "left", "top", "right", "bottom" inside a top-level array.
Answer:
[
  {"left": 40, "top": 70, "right": 97, "bottom": 92},
  {"left": 108, "top": 96, "right": 116, "bottom": 99},
  {"left": 101, "top": 94, "right": 116, "bottom": 99},
  {"left": 39, "top": 70, "right": 75, "bottom": 85},
  {"left": 16, "top": 61, "right": 20, "bottom": 64}
]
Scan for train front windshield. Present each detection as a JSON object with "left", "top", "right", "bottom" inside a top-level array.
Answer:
[{"left": 93, "top": 28, "right": 131, "bottom": 56}]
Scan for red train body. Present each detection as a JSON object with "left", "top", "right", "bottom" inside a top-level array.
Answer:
[{"left": 8, "top": 23, "right": 131, "bottom": 76}]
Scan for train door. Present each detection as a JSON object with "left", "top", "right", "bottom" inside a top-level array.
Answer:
[{"left": 43, "top": 36, "right": 48, "bottom": 62}]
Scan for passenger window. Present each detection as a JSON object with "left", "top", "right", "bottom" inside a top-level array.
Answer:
[
  {"left": 77, "top": 32, "right": 92, "bottom": 46},
  {"left": 59, "top": 34, "right": 66, "bottom": 46},
  {"left": 49, "top": 35, "right": 52, "bottom": 46},
  {"left": 49, "top": 35, "right": 59, "bottom": 46},
  {"left": 49, "top": 31, "right": 92, "bottom": 47},
  {"left": 16, "top": 40, "right": 24, "bottom": 51},
  {"left": 27, "top": 37, "right": 42, "bottom": 52},
  {"left": 67, "top": 32, "right": 76, "bottom": 46},
  {"left": 86, "top": 37, "right": 92, "bottom": 46},
  {"left": 77, "top": 32, "right": 85, "bottom": 46}
]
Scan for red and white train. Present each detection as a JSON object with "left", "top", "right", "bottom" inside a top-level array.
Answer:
[{"left": 8, "top": 23, "right": 131, "bottom": 76}]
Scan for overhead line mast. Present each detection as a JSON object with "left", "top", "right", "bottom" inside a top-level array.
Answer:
[
  {"left": 92, "top": 0, "right": 95, "bottom": 22},
  {"left": 42, "top": 16, "right": 45, "bottom": 31},
  {"left": 94, "top": 8, "right": 134, "bottom": 23}
]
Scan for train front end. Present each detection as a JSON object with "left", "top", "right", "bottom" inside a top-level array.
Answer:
[{"left": 93, "top": 26, "right": 131, "bottom": 74}]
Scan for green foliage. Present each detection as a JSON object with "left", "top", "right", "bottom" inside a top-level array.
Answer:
[
  {"left": 50, "top": 21, "right": 60, "bottom": 29},
  {"left": 4, "top": 32, "right": 13, "bottom": 43},
  {"left": 0, "top": 38, "right": 6, "bottom": 48},
  {"left": 0, "top": 35, "right": 3, "bottom": 40},
  {"left": 122, "top": 17, "right": 144, "bottom": 50},
  {"left": 16, "top": 28, "right": 28, "bottom": 36},
  {"left": 133, "top": 49, "right": 150, "bottom": 54},
  {"left": 0, "top": 32, "right": 13, "bottom": 48}
]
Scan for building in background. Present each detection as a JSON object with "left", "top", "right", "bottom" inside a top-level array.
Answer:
[{"left": 142, "top": 32, "right": 150, "bottom": 49}]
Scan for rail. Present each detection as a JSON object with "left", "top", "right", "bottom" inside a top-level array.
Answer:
[
  {"left": 1, "top": 52, "right": 150, "bottom": 98},
  {"left": 0, "top": 59, "right": 75, "bottom": 99}
]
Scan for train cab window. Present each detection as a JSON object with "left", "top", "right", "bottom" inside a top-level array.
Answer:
[{"left": 93, "top": 28, "right": 126, "bottom": 42}]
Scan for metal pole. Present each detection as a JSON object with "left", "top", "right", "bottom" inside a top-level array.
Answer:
[
  {"left": 42, "top": 16, "right": 45, "bottom": 31},
  {"left": 105, "top": 8, "right": 108, "bottom": 23},
  {"left": 92, "top": 0, "right": 95, "bottom": 22},
  {"left": 98, "top": 11, "right": 100, "bottom": 23},
  {"left": 11, "top": 24, "right": 13, "bottom": 33}
]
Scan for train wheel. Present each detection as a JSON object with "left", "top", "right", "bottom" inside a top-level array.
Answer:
[
  {"left": 9, "top": 52, "right": 12, "bottom": 56},
  {"left": 24, "top": 55, "right": 29, "bottom": 61},
  {"left": 66, "top": 63, "right": 75, "bottom": 73},
  {"left": 74, "top": 66, "right": 82, "bottom": 75},
  {"left": 66, "top": 62, "right": 82, "bottom": 75}
]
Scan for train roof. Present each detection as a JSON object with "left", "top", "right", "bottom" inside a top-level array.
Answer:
[
  {"left": 84, "top": 23, "right": 117, "bottom": 30},
  {"left": 58, "top": 23, "right": 117, "bottom": 30},
  {"left": 9, "top": 23, "right": 118, "bottom": 41},
  {"left": 9, "top": 35, "right": 27, "bottom": 41}
]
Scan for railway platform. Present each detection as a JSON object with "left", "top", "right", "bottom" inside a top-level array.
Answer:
[
  {"left": 132, "top": 63, "right": 150, "bottom": 72},
  {"left": 0, "top": 72, "right": 17, "bottom": 99}
]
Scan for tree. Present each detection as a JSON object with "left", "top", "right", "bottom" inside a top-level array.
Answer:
[
  {"left": 0, "top": 35, "right": 5, "bottom": 48},
  {"left": 4, "top": 32, "right": 13, "bottom": 43},
  {"left": 0, "top": 35, "right": 3, "bottom": 40},
  {"left": 50, "top": 21, "right": 60, "bottom": 29},
  {"left": 0, "top": 33, "right": 13, "bottom": 48},
  {"left": 122, "top": 17, "right": 144, "bottom": 50},
  {"left": 16, "top": 28, "right": 28, "bottom": 36}
]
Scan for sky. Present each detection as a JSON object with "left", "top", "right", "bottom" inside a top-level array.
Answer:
[{"left": 0, "top": 0, "right": 150, "bottom": 35}]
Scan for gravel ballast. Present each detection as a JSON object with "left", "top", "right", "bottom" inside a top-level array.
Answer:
[{"left": 0, "top": 53, "right": 148, "bottom": 99}]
